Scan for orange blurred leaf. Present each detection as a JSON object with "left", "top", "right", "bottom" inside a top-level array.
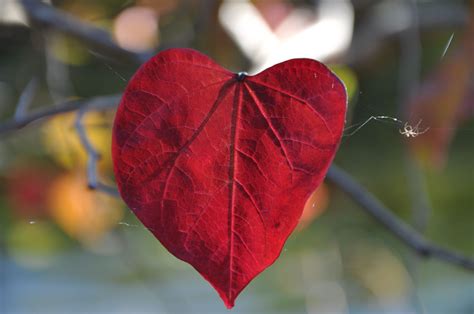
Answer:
[
  {"left": 47, "top": 171, "right": 123, "bottom": 246},
  {"left": 297, "top": 183, "right": 329, "bottom": 230}
]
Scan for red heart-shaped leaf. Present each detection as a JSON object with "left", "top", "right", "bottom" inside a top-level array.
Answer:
[{"left": 112, "top": 48, "right": 346, "bottom": 308}]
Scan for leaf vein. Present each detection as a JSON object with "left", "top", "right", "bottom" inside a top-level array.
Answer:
[
  {"left": 247, "top": 80, "right": 335, "bottom": 139},
  {"left": 244, "top": 84, "right": 295, "bottom": 170}
]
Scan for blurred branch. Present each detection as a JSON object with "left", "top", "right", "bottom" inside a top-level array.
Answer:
[
  {"left": 14, "top": 77, "right": 38, "bottom": 120},
  {"left": 0, "top": 94, "right": 121, "bottom": 136},
  {"left": 327, "top": 165, "right": 474, "bottom": 271},
  {"left": 74, "top": 108, "right": 119, "bottom": 197},
  {"left": 20, "top": 0, "right": 150, "bottom": 65}
]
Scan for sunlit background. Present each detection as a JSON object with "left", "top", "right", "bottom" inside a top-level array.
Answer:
[{"left": 0, "top": 0, "right": 473, "bottom": 313}]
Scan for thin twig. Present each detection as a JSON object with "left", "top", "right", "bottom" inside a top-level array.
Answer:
[
  {"left": 0, "top": 94, "right": 121, "bottom": 136},
  {"left": 326, "top": 165, "right": 474, "bottom": 271},
  {"left": 14, "top": 77, "right": 39, "bottom": 120},
  {"left": 20, "top": 0, "right": 150, "bottom": 65},
  {"left": 74, "top": 107, "right": 119, "bottom": 197},
  {"left": 441, "top": 33, "right": 455, "bottom": 59}
]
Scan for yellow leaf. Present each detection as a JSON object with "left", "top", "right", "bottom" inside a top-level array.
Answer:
[{"left": 42, "top": 111, "right": 113, "bottom": 171}]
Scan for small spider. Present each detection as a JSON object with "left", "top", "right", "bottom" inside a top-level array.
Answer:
[{"left": 399, "top": 120, "right": 429, "bottom": 138}]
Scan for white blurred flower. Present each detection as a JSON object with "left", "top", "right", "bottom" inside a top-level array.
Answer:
[{"left": 219, "top": 0, "right": 354, "bottom": 73}]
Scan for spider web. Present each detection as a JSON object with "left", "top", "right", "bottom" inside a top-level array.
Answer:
[{"left": 343, "top": 115, "right": 429, "bottom": 138}]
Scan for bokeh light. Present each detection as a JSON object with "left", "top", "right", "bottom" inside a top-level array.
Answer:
[{"left": 113, "top": 6, "right": 159, "bottom": 52}]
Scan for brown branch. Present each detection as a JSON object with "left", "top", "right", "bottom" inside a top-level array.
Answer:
[
  {"left": 20, "top": 0, "right": 150, "bottom": 65},
  {"left": 327, "top": 165, "right": 474, "bottom": 271},
  {"left": 0, "top": 94, "right": 121, "bottom": 136},
  {"left": 74, "top": 108, "right": 119, "bottom": 197}
]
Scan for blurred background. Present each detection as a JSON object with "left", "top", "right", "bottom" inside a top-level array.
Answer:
[{"left": 0, "top": 0, "right": 473, "bottom": 313}]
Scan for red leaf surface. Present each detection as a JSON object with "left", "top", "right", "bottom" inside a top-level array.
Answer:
[{"left": 112, "top": 48, "right": 346, "bottom": 308}]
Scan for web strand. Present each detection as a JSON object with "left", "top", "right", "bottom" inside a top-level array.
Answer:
[{"left": 343, "top": 115, "right": 429, "bottom": 138}]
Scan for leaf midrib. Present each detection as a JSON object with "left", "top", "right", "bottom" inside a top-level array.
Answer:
[{"left": 227, "top": 82, "right": 241, "bottom": 301}]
